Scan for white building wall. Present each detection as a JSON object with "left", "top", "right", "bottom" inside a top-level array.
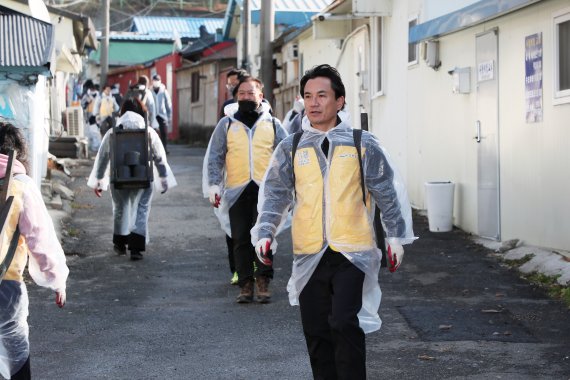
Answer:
[
  {"left": 298, "top": 36, "right": 341, "bottom": 78},
  {"left": 493, "top": 1, "right": 570, "bottom": 250},
  {"left": 372, "top": 0, "right": 570, "bottom": 250}
]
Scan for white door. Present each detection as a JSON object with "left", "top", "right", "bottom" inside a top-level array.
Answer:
[{"left": 475, "top": 29, "right": 500, "bottom": 240}]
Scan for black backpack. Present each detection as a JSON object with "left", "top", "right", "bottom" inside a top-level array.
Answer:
[{"left": 291, "top": 130, "right": 388, "bottom": 267}]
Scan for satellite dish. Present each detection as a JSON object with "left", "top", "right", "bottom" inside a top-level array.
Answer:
[{"left": 28, "top": 0, "right": 50, "bottom": 23}]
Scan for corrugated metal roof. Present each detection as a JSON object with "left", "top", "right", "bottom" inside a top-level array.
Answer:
[
  {"left": 109, "top": 32, "right": 181, "bottom": 41},
  {"left": 223, "top": 0, "right": 333, "bottom": 40},
  {"left": 0, "top": 13, "right": 54, "bottom": 73},
  {"left": 250, "top": 0, "right": 333, "bottom": 12},
  {"left": 89, "top": 41, "right": 173, "bottom": 66},
  {"left": 131, "top": 17, "right": 224, "bottom": 39}
]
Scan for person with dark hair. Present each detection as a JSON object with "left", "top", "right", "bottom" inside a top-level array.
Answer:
[
  {"left": 217, "top": 68, "right": 249, "bottom": 285},
  {"left": 252, "top": 64, "right": 416, "bottom": 379},
  {"left": 151, "top": 74, "right": 172, "bottom": 154},
  {"left": 81, "top": 80, "right": 98, "bottom": 127},
  {"left": 132, "top": 75, "right": 158, "bottom": 131},
  {"left": 204, "top": 75, "right": 288, "bottom": 303},
  {"left": 0, "top": 121, "right": 68, "bottom": 380},
  {"left": 111, "top": 84, "right": 123, "bottom": 108},
  {"left": 94, "top": 84, "right": 120, "bottom": 137},
  {"left": 87, "top": 97, "right": 177, "bottom": 260},
  {"left": 219, "top": 68, "right": 249, "bottom": 118}
]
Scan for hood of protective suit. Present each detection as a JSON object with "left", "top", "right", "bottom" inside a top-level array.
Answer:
[
  {"left": 117, "top": 111, "right": 145, "bottom": 130},
  {"left": 0, "top": 154, "right": 26, "bottom": 177}
]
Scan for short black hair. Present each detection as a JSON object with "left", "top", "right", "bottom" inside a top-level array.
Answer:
[
  {"left": 137, "top": 75, "right": 149, "bottom": 86},
  {"left": 232, "top": 75, "right": 264, "bottom": 97},
  {"left": 120, "top": 97, "right": 147, "bottom": 119},
  {"left": 227, "top": 68, "right": 248, "bottom": 79},
  {"left": 300, "top": 64, "right": 346, "bottom": 109}
]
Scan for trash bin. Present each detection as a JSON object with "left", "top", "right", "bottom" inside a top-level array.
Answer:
[{"left": 425, "top": 181, "right": 455, "bottom": 232}]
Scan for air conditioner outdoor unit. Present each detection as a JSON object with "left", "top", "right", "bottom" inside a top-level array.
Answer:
[{"left": 65, "top": 106, "right": 84, "bottom": 137}]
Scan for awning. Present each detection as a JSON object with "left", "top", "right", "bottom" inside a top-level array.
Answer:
[
  {"left": 409, "top": 0, "right": 544, "bottom": 44},
  {"left": 0, "top": 12, "right": 54, "bottom": 79}
]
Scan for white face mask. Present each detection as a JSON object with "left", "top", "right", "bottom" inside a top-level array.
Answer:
[{"left": 152, "top": 80, "right": 161, "bottom": 88}]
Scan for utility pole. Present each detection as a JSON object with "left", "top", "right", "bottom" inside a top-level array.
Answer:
[
  {"left": 100, "top": 0, "right": 110, "bottom": 86},
  {"left": 259, "top": 0, "right": 274, "bottom": 104},
  {"left": 241, "top": 0, "right": 250, "bottom": 72}
]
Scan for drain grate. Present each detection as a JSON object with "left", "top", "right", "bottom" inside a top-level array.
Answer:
[{"left": 397, "top": 305, "right": 539, "bottom": 343}]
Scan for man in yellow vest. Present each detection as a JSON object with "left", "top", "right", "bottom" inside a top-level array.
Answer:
[
  {"left": 203, "top": 75, "right": 287, "bottom": 303},
  {"left": 252, "top": 64, "right": 416, "bottom": 379}
]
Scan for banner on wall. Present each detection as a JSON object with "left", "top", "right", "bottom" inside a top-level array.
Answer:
[{"left": 525, "top": 32, "right": 543, "bottom": 123}]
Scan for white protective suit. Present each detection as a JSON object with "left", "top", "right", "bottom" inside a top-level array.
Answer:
[
  {"left": 87, "top": 111, "right": 177, "bottom": 241},
  {"left": 0, "top": 154, "right": 68, "bottom": 378},
  {"left": 251, "top": 116, "right": 416, "bottom": 333},
  {"left": 202, "top": 102, "right": 288, "bottom": 236}
]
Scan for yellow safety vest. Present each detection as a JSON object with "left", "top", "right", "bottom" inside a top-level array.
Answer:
[
  {"left": 292, "top": 144, "right": 373, "bottom": 254},
  {"left": 99, "top": 97, "right": 115, "bottom": 118},
  {"left": 225, "top": 118, "right": 275, "bottom": 188},
  {"left": 1, "top": 179, "right": 28, "bottom": 283}
]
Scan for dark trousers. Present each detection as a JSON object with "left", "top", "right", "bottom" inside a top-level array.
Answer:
[
  {"left": 113, "top": 232, "right": 145, "bottom": 252},
  {"left": 228, "top": 182, "right": 273, "bottom": 287},
  {"left": 156, "top": 115, "right": 168, "bottom": 152},
  {"left": 11, "top": 356, "right": 30, "bottom": 380},
  {"left": 299, "top": 248, "right": 366, "bottom": 380},
  {"left": 226, "top": 234, "right": 235, "bottom": 273},
  {"left": 99, "top": 116, "right": 115, "bottom": 137}
]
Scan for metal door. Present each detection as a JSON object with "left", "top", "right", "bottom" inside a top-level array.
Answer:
[{"left": 475, "top": 29, "right": 500, "bottom": 240}]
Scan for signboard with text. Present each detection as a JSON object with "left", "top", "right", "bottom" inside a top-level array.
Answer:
[{"left": 525, "top": 32, "right": 543, "bottom": 123}]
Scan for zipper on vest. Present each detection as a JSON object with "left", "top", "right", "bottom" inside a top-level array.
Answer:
[
  {"left": 322, "top": 135, "right": 330, "bottom": 248},
  {"left": 247, "top": 126, "right": 253, "bottom": 182}
]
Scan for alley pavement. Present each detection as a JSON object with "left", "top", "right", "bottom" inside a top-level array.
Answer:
[{"left": 29, "top": 144, "right": 570, "bottom": 379}]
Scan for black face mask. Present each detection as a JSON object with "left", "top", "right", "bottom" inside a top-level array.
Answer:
[{"left": 238, "top": 100, "right": 258, "bottom": 113}]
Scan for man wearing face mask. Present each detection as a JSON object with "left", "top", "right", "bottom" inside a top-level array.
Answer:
[
  {"left": 219, "top": 68, "right": 248, "bottom": 119},
  {"left": 151, "top": 74, "right": 172, "bottom": 154},
  {"left": 81, "top": 82, "right": 99, "bottom": 127},
  {"left": 133, "top": 75, "right": 158, "bottom": 131},
  {"left": 203, "top": 75, "right": 288, "bottom": 303}
]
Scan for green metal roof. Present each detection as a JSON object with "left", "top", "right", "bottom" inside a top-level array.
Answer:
[{"left": 89, "top": 41, "right": 174, "bottom": 66}]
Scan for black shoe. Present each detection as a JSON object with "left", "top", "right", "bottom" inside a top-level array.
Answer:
[
  {"left": 114, "top": 244, "right": 127, "bottom": 256},
  {"left": 130, "top": 250, "right": 143, "bottom": 261}
]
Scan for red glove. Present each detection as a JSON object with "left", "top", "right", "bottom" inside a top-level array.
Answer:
[
  {"left": 387, "top": 244, "right": 404, "bottom": 273},
  {"left": 255, "top": 238, "right": 273, "bottom": 266},
  {"left": 55, "top": 290, "right": 66, "bottom": 308}
]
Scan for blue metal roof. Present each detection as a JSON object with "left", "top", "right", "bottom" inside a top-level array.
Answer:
[
  {"left": 223, "top": 0, "right": 333, "bottom": 40},
  {"left": 131, "top": 16, "right": 224, "bottom": 39},
  {"left": 250, "top": 0, "right": 333, "bottom": 12},
  {"left": 409, "top": 0, "right": 544, "bottom": 43},
  {"left": 0, "top": 12, "right": 54, "bottom": 78}
]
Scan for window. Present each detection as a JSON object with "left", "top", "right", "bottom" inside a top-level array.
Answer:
[
  {"left": 554, "top": 8, "right": 570, "bottom": 103},
  {"left": 372, "top": 17, "right": 383, "bottom": 95},
  {"left": 191, "top": 72, "right": 200, "bottom": 103},
  {"left": 408, "top": 16, "right": 419, "bottom": 65}
]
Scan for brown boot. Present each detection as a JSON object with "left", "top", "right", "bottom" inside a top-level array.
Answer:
[
  {"left": 255, "top": 276, "right": 271, "bottom": 303},
  {"left": 236, "top": 280, "right": 254, "bottom": 303}
]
